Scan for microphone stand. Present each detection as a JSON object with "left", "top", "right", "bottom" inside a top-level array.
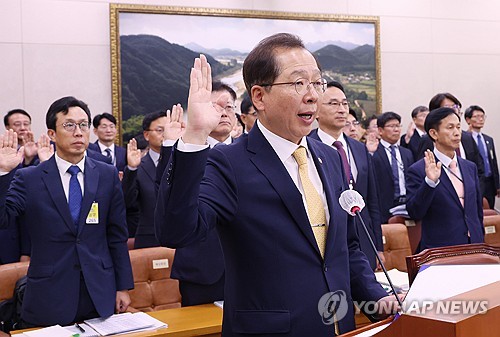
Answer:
[{"left": 353, "top": 208, "right": 404, "bottom": 310}]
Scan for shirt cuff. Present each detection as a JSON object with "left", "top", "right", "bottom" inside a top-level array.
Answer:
[
  {"left": 425, "top": 176, "right": 440, "bottom": 188},
  {"left": 162, "top": 139, "right": 177, "bottom": 147},
  {"left": 127, "top": 166, "right": 138, "bottom": 171},
  {"left": 177, "top": 138, "right": 209, "bottom": 152}
]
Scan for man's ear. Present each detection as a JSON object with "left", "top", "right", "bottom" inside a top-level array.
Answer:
[
  {"left": 47, "top": 129, "right": 56, "bottom": 142},
  {"left": 251, "top": 86, "right": 265, "bottom": 112},
  {"left": 428, "top": 128, "right": 437, "bottom": 141},
  {"left": 143, "top": 130, "right": 149, "bottom": 142}
]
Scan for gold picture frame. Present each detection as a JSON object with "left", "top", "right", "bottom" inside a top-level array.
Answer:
[{"left": 110, "top": 4, "right": 381, "bottom": 144}]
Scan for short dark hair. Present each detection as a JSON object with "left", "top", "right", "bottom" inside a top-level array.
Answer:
[
  {"left": 348, "top": 108, "right": 358, "bottom": 121},
  {"left": 424, "top": 107, "right": 460, "bottom": 142},
  {"left": 92, "top": 112, "right": 117, "bottom": 129},
  {"left": 326, "top": 81, "right": 345, "bottom": 93},
  {"left": 464, "top": 105, "right": 485, "bottom": 119},
  {"left": 142, "top": 110, "right": 166, "bottom": 131},
  {"left": 46, "top": 96, "right": 91, "bottom": 130},
  {"left": 4, "top": 109, "right": 31, "bottom": 127},
  {"left": 360, "top": 115, "right": 377, "bottom": 130},
  {"left": 429, "top": 93, "right": 461, "bottom": 111},
  {"left": 235, "top": 113, "right": 245, "bottom": 133},
  {"left": 411, "top": 105, "right": 429, "bottom": 119},
  {"left": 377, "top": 111, "right": 401, "bottom": 128},
  {"left": 243, "top": 33, "right": 311, "bottom": 95},
  {"left": 212, "top": 81, "right": 236, "bottom": 102},
  {"left": 240, "top": 95, "right": 253, "bottom": 115}
]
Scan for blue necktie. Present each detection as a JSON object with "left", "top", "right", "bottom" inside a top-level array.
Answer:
[
  {"left": 67, "top": 165, "right": 82, "bottom": 229},
  {"left": 104, "top": 148, "right": 112, "bottom": 159},
  {"left": 477, "top": 134, "right": 491, "bottom": 177},
  {"left": 390, "top": 145, "right": 400, "bottom": 197}
]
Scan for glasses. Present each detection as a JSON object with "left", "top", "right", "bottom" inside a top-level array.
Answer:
[
  {"left": 147, "top": 127, "right": 165, "bottom": 134},
  {"left": 384, "top": 124, "right": 402, "bottom": 130},
  {"left": 259, "top": 78, "right": 327, "bottom": 95},
  {"left": 345, "top": 121, "right": 360, "bottom": 127},
  {"left": 12, "top": 122, "right": 31, "bottom": 128},
  {"left": 244, "top": 111, "right": 258, "bottom": 117},
  {"left": 471, "top": 114, "right": 486, "bottom": 120},
  {"left": 323, "top": 100, "right": 349, "bottom": 110},
  {"left": 443, "top": 104, "right": 463, "bottom": 115},
  {"left": 212, "top": 104, "right": 236, "bottom": 113},
  {"left": 60, "top": 121, "right": 90, "bottom": 132}
]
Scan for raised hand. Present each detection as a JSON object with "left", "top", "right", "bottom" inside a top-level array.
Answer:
[
  {"left": 365, "top": 132, "right": 379, "bottom": 154},
  {"left": 164, "top": 104, "right": 186, "bottom": 141},
  {"left": 183, "top": 54, "right": 222, "bottom": 144},
  {"left": 23, "top": 131, "right": 38, "bottom": 164},
  {"left": 127, "top": 138, "right": 142, "bottom": 169},
  {"left": 404, "top": 121, "right": 416, "bottom": 144},
  {"left": 0, "top": 130, "right": 24, "bottom": 172},
  {"left": 424, "top": 149, "right": 441, "bottom": 182},
  {"left": 37, "top": 134, "right": 54, "bottom": 162}
]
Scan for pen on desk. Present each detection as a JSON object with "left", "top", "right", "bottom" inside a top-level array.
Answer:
[{"left": 75, "top": 323, "right": 85, "bottom": 332}]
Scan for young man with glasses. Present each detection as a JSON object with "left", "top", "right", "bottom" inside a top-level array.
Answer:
[
  {"left": 372, "top": 112, "right": 414, "bottom": 224},
  {"left": 310, "top": 81, "right": 384, "bottom": 271},
  {"left": 155, "top": 34, "right": 397, "bottom": 336},
  {"left": 89, "top": 113, "right": 127, "bottom": 172},
  {"left": 465, "top": 105, "right": 500, "bottom": 209},
  {"left": 342, "top": 108, "right": 362, "bottom": 141},
  {"left": 0, "top": 96, "right": 133, "bottom": 327}
]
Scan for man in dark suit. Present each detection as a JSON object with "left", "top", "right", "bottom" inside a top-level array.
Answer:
[
  {"left": 122, "top": 111, "right": 166, "bottom": 248},
  {"left": 89, "top": 113, "right": 127, "bottom": 172},
  {"left": 0, "top": 96, "right": 133, "bottom": 327},
  {"left": 400, "top": 106, "right": 428, "bottom": 160},
  {"left": 372, "top": 112, "right": 414, "bottom": 224},
  {"left": 465, "top": 105, "right": 500, "bottom": 209},
  {"left": 156, "top": 83, "right": 237, "bottom": 307},
  {"left": 155, "top": 34, "right": 395, "bottom": 336},
  {"left": 310, "top": 80, "right": 383, "bottom": 271},
  {"left": 406, "top": 107, "right": 484, "bottom": 251}
]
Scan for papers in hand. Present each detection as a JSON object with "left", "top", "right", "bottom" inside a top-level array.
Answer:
[
  {"left": 374, "top": 269, "right": 409, "bottom": 293},
  {"left": 84, "top": 312, "right": 167, "bottom": 336}
]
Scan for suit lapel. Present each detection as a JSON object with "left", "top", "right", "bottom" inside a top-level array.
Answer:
[
  {"left": 376, "top": 145, "right": 392, "bottom": 172},
  {"left": 248, "top": 127, "right": 321, "bottom": 256},
  {"left": 41, "top": 157, "right": 76, "bottom": 234},
  {"left": 142, "top": 153, "right": 156, "bottom": 183},
  {"left": 438, "top": 159, "right": 464, "bottom": 209},
  {"left": 78, "top": 158, "right": 99, "bottom": 234}
]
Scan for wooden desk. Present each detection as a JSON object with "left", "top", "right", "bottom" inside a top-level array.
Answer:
[{"left": 13, "top": 304, "right": 223, "bottom": 337}]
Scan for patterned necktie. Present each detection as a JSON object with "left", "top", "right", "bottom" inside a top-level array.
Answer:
[
  {"left": 292, "top": 146, "right": 327, "bottom": 258},
  {"left": 67, "top": 165, "right": 82, "bottom": 229},
  {"left": 390, "top": 145, "right": 400, "bottom": 198},
  {"left": 477, "top": 134, "right": 491, "bottom": 177},
  {"left": 448, "top": 160, "right": 464, "bottom": 207},
  {"left": 332, "top": 141, "right": 352, "bottom": 186}
]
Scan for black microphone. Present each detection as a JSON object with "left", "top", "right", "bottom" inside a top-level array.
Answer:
[{"left": 339, "top": 189, "right": 404, "bottom": 309}]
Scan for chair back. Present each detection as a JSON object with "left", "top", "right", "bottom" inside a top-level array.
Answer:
[
  {"left": 381, "top": 224, "right": 412, "bottom": 271},
  {"left": 0, "top": 262, "right": 29, "bottom": 302},
  {"left": 387, "top": 216, "right": 421, "bottom": 254},
  {"left": 484, "top": 215, "right": 500, "bottom": 247}
]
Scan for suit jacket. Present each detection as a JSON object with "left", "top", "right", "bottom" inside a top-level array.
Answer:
[
  {"left": 406, "top": 157, "right": 484, "bottom": 251},
  {"left": 155, "top": 125, "right": 387, "bottom": 336},
  {"left": 309, "top": 129, "right": 382, "bottom": 270},
  {"left": 122, "top": 153, "right": 160, "bottom": 249},
  {"left": 416, "top": 132, "right": 485, "bottom": 180},
  {"left": 156, "top": 145, "right": 225, "bottom": 286},
  {"left": 0, "top": 220, "right": 20, "bottom": 264},
  {"left": 400, "top": 132, "right": 420, "bottom": 162},
  {"left": 478, "top": 133, "right": 500, "bottom": 189},
  {"left": 372, "top": 143, "right": 414, "bottom": 224},
  {"left": 88, "top": 141, "right": 127, "bottom": 171},
  {"left": 0, "top": 156, "right": 134, "bottom": 326}
]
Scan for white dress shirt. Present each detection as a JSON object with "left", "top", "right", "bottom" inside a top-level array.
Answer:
[
  {"left": 54, "top": 153, "right": 85, "bottom": 201},
  {"left": 316, "top": 128, "right": 358, "bottom": 182}
]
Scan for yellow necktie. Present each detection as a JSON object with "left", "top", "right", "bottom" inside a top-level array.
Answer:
[{"left": 292, "top": 146, "right": 327, "bottom": 258}]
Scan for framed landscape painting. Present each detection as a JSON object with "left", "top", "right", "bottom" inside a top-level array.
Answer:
[{"left": 110, "top": 4, "right": 381, "bottom": 143}]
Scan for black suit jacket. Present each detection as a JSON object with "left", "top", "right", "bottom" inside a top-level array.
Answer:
[
  {"left": 88, "top": 142, "right": 127, "bottom": 171},
  {"left": 482, "top": 133, "right": 500, "bottom": 189},
  {"left": 400, "top": 132, "right": 420, "bottom": 162},
  {"left": 372, "top": 143, "right": 414, "bottom": 223}
]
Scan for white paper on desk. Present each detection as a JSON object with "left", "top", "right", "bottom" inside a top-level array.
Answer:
[
  {"left": 22, "top": 325, "right": 73, "bottom": 337},
  {"left": 64, "top": 323, "right": 100, "bottom": 337},
  {"left": 374, "top": 269, "right": 409, "bottom": 291},
  {"left": 84, "top": 312, "right": 153, "bottom": 336},
  {"left": 403, "top": 264, "right": 500, "bottom": 312},
  {"left": 347, "top": 322, "right": 391, "bottom": 337},
  {"left": 124, "top": 312, "right": 167, "bottom": 332}
]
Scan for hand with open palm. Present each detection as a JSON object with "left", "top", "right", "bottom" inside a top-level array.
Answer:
[{"left": 0, "top": 130, "right": 24, "bottom": 172}]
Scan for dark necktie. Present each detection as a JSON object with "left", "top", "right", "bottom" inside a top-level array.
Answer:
[
  {"left": 477, "top": 134, "right": 491, "bottom": 177},
  {"left": 455, "top": 147, "right": 461, "bottom": 158},
  {"left": 332, "top": 141, "right": 351, "bottom": 185},
  {"left": 104, "top": 148, "right": 112, "bottom": 159},
  {"left": 67, "top": 165, "right": 82, "bottom": 229},
  {"left": 390, "top": 145, "right": 400, "bottom": 197}
]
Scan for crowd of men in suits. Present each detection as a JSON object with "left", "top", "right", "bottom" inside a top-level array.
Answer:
[{"left": 0, "top": 32, "right": 496, "bottom": 335}]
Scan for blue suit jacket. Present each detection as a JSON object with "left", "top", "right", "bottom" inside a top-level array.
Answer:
[
  {"left": 88, "top": 141, "right": 127, "bottom": 171},
  {"left": 309, "top": 129, "right": 382, "bottom": 269},
  {"left": 0, "top": 220, "right": 20, "bottom": 264},
  {"left": 156, "top": 145, "right": 225, "bottom": 286},
  {"left": 372, "top": 143, "right": 414, "bottom": 224},
  {"left": 406, "top": 157, "right": 484, "bottom": 251},
  {"left": 155, "top": 125, "right": 386, "bottom": 336},
  {"left": 122, "top": 153, "right": 160, "bottom": 249},
  {"left": 0, "top": 156, "right": 134, "bottom": 326},
  {"left": 400, "top": 132, "right": 421, "bottom": 161}
]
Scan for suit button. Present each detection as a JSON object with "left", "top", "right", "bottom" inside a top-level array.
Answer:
[
  {"left": 324, "top": 264, "right": 328, "bottom": 272},
  {"left": 76, "top": 239, "right": 81, "bottom": 244}
]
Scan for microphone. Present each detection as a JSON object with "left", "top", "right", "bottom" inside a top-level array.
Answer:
[{"left": 339, "top": 189, "right": 404, "bottom": 310}]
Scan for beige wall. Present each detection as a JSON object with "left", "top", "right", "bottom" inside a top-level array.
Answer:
[{"left": 1, "top": 0, "right": 500, "bottom": 145}]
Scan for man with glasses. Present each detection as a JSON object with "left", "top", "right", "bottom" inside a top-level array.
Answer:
[
  {"left": 0, "top": 96, "right": 133, "bottom": 327},
  {"left": 239, "top": 95, "right": 258, "bottom": 133},
  {"left": 310, "top": 81, "right": 383, "bottom": 271},
  {"left": 122, "top": 111, "right": 167, "bottom": 248},
  {"left": 89, "top": 113, "right": 127, "bottom": 172},
  {"left": 465, "top": 105, "right": 499, "bottom": 209},
  {"left": 372, "top": 112, "right": 414, "bottom": 224},
  {"left": 400, "top": 106, "right": 429, "bottom": 160},
  {"left": 343, "top": 108, "right": 362, "bottom": 141},
  {"left": 155, "top": 34, "right": 395, "bottom": 336}
]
